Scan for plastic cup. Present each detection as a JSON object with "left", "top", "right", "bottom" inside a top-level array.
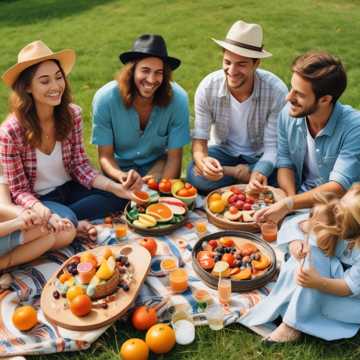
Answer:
[
  {"left": 169, "top": 268, "right": 189, "bottom": 293},
  {"left": 113, "top": 219, "right": 128, "bottom": 241}
]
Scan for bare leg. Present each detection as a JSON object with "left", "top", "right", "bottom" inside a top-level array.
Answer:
[
  {"left": 52, "top": 226, "right": 76, "bottom": 249},
  {"left": 0, "top": 233, "right": 56, "bottom": 270}
]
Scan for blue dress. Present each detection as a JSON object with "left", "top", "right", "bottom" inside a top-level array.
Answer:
[{"left": 240, "top": 212, "right": 360, "bottom": 340}]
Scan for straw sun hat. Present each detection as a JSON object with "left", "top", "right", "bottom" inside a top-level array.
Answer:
[
  {"left": 212, "top": 20, "right": 272, "bottom": 59},
  {"left": 1, "top": 40, "right": 76, "bottom": 87}
]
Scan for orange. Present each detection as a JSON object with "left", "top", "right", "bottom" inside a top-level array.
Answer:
[
  {"left": 59, "top": 272, "right": 72, "bottom": 283},
  {"left": 66, "top": 285, "right": 85, "bottom": 302},
  {"left": 120, "top": 338, "right": 149, "bottom": 360},
  {"left": 145, "top": 323, "right": 176, "bottom": 354},
  {"left": 208, "top": 192, "right": 222, "bottom": 202},
  {"left": 12, "top": 305, "right": 37, "bottom": 331},
  {"left": 146, "top": 203, "right": 173, "bottom": 222},
  {"left": 131, "top": 306, "right": 158, "bottom": 331},
  {"left": 69, "top": 294, "right": 92, "bottom": 317},
  {"left": 208, "top": 199, "right": 225, "bottom": 213}
]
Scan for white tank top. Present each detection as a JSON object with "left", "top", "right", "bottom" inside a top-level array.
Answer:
[{"left": 34, "top": 142, "right": 71, "bottom": 195}]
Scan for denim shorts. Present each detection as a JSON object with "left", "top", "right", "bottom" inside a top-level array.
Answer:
[{"left": 0, "top": 230, "right": 22, "bottom": 257}]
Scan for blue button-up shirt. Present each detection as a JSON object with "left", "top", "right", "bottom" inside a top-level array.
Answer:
[{"left": 277, "top": 102, "right": 360, "bottom": 191}]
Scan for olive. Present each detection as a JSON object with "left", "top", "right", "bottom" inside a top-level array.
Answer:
[{"left": 101, "top": 302, "right": 108, "bottom": 309}]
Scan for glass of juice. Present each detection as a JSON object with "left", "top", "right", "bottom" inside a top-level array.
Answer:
[
  {"left": 261, "top": 222, "right": 278, "bottom": 242},
  {"left": 218, "top": 278, "right": 232, "bottom": 305},
  {"left": 206, "top": 304, "right": 224, "bottom": 331},
  {"left": 169, "top": 268, "right": 189, "bottom": 293},
  {"left": 195, "top": 220, "right": 208, "bottom": 238},
  {"left": 193, "top": 288, "right": 212, "bottom": 312},
  {"left": 113, "top": 218, "right": 128, "bottom": 241}
]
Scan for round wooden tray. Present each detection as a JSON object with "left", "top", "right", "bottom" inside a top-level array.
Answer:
[
  {"left": 204, "top": 185, "right": 285, "bottom": 232},
  {"left": 192, "top": 231, "right": 277, "bottom": 292},
  {"left": 41, "top": 244, "right": 151, "bottom": 331},
  {"left": 125, "top": 202, "right": 188, "bottom": 236}
]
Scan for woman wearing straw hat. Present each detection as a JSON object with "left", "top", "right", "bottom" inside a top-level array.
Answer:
[{"left": 0, "top": 40, "right": 141, "bottom": 237}]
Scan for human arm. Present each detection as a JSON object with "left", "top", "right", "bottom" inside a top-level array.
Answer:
[
  {"left": 255, "top": 180, "right": 344, "bottom": 224},
  {"left": 98, "top": 145, "right": 142, "bottom": 190},
  {"left": 162, "top": 148, "right": 183, "bottom": 179},
  {"left": 296, "top": 266, "right": 352, "bottom": 296},
  {"left": 248, "top": 83, "right": 288, "bottom": 192}
]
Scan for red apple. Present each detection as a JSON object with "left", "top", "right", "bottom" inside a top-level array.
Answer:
[{"left": 139, "top": 237, "right": 157, "bottom": 256}]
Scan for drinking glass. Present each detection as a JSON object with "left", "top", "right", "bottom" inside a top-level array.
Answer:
[
  {"left": 206, "top": 304, "right": 224, "bottom": 330},
  {"left": 113, "top": 219, "right": 128, "bottom": 241},
  {"left": 261, "top": 222, "right": 278, "bottom": 242},
  {"left": 218, "top": 278, "right": 232, "bottom": 305}
]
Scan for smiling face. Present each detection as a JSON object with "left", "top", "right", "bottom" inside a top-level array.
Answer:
[
  {"left": 286, "top": 72, "right": 319, "bottom": 118},
  {"left": 222, "top": 50, "right": 258, "bottom": 91},
  {"left": 134, "top": 57, "right": 164, "bottom": 99},
  {"left": 27, "top": 60, "right": 65, "bottom": 108}
]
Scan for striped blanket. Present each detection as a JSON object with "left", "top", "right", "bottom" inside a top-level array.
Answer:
[{"left": 0, "top": 208, "right": 281, "bottom": 358}]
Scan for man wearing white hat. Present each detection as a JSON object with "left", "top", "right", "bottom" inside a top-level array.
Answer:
[{"left": 187, "top": 20, "right": 287, "bottom": 193}]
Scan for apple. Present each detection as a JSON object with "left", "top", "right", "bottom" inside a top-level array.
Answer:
[
  {"left": 237, "top": 193, "right": 246, "bottom": 201},
  {"left": 235, "top": 200, "right": 245, "bottom": 210},
  {"left": 229, "top": 194, "right": 238, "bottom": 204},
  {"left": 243, "top": 203, "right": 252, "bottom": 211},
  {"left": 139, "top": 237, "right": 157, "bottom": 256}
]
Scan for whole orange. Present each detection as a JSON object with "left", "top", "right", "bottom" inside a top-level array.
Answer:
[
  {"left": 208, "top": 199, "right": 225, "bottom": 213},
  {"left": 131, "top": 305, "right": 158, "bottom": 331},
  {"left": 120, "top": 338, "right": 149, "bottom": 360},
  {"left": 208, "top": 192, "right": 222, "bottom": 202},
  {"left": 145, "top": 323, "right": 176, "bottom": 354},
  {"left": 69, "top": 294, "right": 92, "bottom": 317},
  {"left": 12, "top": 305, "right": 37, "bottom": 331}
]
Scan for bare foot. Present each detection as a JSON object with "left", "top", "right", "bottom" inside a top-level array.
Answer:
[
  {"left": 265, "top": 322, "right": 301, "bottom": 343},
  {"left": 77, "top": 220, "right": 97, "bottom": 241}
]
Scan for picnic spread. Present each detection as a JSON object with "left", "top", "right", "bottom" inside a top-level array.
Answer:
[{"left": 0, "top": 185, "right": 285, "bottom": 358}]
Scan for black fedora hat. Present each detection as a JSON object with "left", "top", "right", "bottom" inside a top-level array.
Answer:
[{"left": 119, "top": 34, "right": 181, "bottom": 70}]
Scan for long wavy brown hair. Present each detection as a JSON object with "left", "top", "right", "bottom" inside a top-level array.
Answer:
[
  {"left": 116, "top": 59, "right": 173, "bottom": 108},
  {"left": 9, "top": 60, "right": 73, "bottom": 148},
  {"left": 309, "top": 185, "right": 360, "bottom": 256}
]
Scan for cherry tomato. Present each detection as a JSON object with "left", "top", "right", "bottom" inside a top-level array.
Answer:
[
  {"left": 235, "top": 200, "right": 244, "bottom": 210},
  {"left": 246, "top": 195, "right": 255, "bottom": 204},
  {"left": 229, "top": 206, "right": 238, "bottom": 214},
  {"left": 237, "top": 193, "right": 246, "bottom": 201},
  {"left": 208, "top": 240, "right": 218, "bottom": 250},
  {"left": 159, "top": 181, "right": 171, "bottom": 193},
  {"left": 147, "top": 178, "right": 159, "bottom": 191}
]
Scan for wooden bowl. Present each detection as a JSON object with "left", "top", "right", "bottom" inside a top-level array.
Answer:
[
  {"left": 192, "top": 231, "right": 277, "bottom": 292},
  {"left": 204, "top": 185, "right": 285, "bottom": 232},
  {"left": 125, "top": 202, "right": 188, "bottom": 236},
  {"left": 41, "top": 244, "right": 151, "bottom": 331}
]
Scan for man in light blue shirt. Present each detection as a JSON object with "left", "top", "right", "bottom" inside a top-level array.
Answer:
[
  {"left": 187, "top": 20, "right": 287, "bottom": 193},
  {"left": 256, "top": 51, "right": 360, "bottom": 225},
  {"left": 92, "top": 34, "right": 190, "bottom": 189}
]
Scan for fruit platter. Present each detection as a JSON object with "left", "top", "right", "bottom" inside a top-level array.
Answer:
[
  {"left": 205, "top": 185, "right": 285, "bottom": 231},
  {"left": 192, "top": 231, "right": 277, "bottom": 292},
  {"left": 126, "top": 180, "right": 198, "bottom": 236},
  {"left": 41, "top": 244, "right": 151, "bottom": 330}
]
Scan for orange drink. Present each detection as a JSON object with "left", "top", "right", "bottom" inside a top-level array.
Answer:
[
  {"left": 195, "top": 221, "right": 207, "bottom": 237},
  {"left": 160, "top": 257, "right": 178, "bottom": 276},
  {"left": 218, "top": 278, "right": 231, "bottom": 305},
  {"left": 169, "top": 268, "right": 189, "bottom": 293},
  {"left": 261, "top": 222, "right": 277, "bottom": 242},
  {"left": 193, "top": 288, "right": 211, "bottom": 311},
  {"left": 113, "top": 219, "right": 128, "bottom": 241}
]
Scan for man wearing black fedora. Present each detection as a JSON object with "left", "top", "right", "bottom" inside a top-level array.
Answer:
[
  {"left": 91, "top": 34, "right": 189, "bottom": 189},
  {"left": 187, "top": 20, "right": 287, "bottom": 193}
]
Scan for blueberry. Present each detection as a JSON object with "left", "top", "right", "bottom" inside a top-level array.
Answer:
[
  {"left": 214, "top": 255, "right": 222, "bottom": 262},
  {"left": 121, "top": 283, "right": 129, "bottom": 291},
  {"left": 231, "top": 247, "right": 237, "bottom": 253},
  {"left": 125, "top": 261, "right": 130, "bottom": 267},
  {"left": 101, "top": 302, "right": 108, "bottom": 309}
]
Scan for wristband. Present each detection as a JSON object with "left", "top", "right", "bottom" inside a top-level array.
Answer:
[{"left": 284, "top": 197, "right": 294, "bottom": 211}]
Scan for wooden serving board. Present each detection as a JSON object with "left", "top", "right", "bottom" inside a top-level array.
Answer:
[
  {"left": 204, "top": 185, "right": 286, "bottom": 232},
  {"left": 40, "top": 244, "right": 151, "bottom": 331}
]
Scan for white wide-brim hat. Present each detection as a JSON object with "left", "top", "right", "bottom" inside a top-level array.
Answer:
[
  {"left": 212, "top": 20, "right": 272, "bottom": 59},
  {"left": 2, "top": 40, "right": 76, "bottom": 87}
]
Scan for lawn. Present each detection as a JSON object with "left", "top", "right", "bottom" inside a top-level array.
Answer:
[{"left": 0, "top": 0, "right": 360, "bottom": 359}]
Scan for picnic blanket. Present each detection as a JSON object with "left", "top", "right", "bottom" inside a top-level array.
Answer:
[{"left": 0, "top": 206, "right": 283, "bottom": 358}]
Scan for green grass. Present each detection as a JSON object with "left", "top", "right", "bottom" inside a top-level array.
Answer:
[{"left": 1, "top": 0, "right": 360, "bottom": 358}]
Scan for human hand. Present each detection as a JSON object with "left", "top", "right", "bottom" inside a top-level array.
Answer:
[
  {"left": 31, "top": 202, "right": 52, "bottom": 225},
  {"left": 48, "top": 214, "right": 73, "bottom": 233},
  {"left": 246, "top": 171, "right": 268, "bottom": 193},
  {"left": 198, "top": 156, "right": 224, "bottom": 181},
  {"left": 289, "top": 239, "right": 308, "bottom": 261},
  {"left": 17, "top": 209, "right": 42, "bottom": 230},
  {"left": 254, "top": 198, "right": 290, "bottom": 225},
  {"left": 119, "top": 169, "right": 143, "bottom": 191},
  {"left": 296, "top": 266, "right": 323, "bottom": 289}
]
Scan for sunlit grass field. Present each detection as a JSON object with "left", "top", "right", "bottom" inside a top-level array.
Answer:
[{"left": 0, "top": 0, "right": 360, "bottom": 358}]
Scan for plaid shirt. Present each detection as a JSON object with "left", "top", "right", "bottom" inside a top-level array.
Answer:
[
  {"left": 0, "top": 104, "right": 98, "bottom": 208},
  {"left": 192, "top": 69, "right": 288, "bottom": 176}
]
